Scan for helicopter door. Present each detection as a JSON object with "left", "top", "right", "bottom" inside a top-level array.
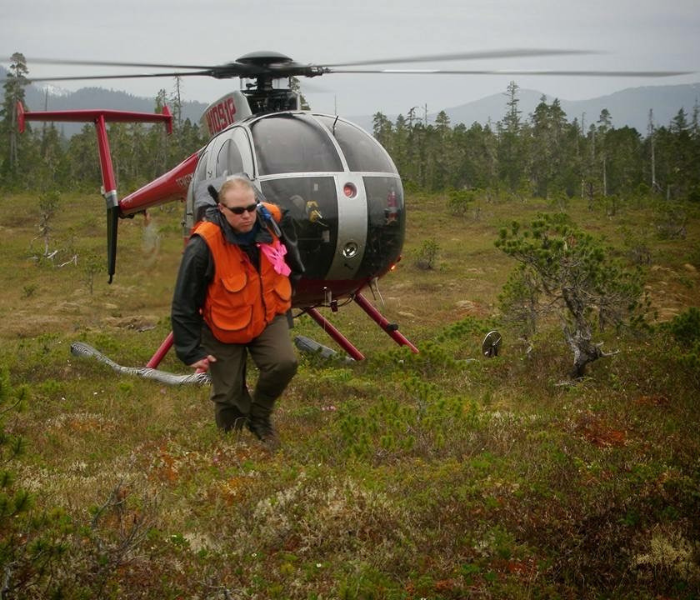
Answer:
[
  {"left": 355, "top": 176, "right": 405, "bottom": 279},
  {"left": 184, "top": 126, "right": 255, "bottom": 229},
  {"left": 251, "top": 114, "right": 346, "bottom": 282},
  {"left": 207, "top": 126, "right": 254, "bottom": 179},
  {"left": 184, "top": 149, "right": 209, "bottom": 228},
  {"left": 260, "top": 176, "right": 339, "bottom": 280}
]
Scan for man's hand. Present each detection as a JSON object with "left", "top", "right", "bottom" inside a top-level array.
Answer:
[{"left": 190, "top": 355, "right": 217, "bottom": 373}]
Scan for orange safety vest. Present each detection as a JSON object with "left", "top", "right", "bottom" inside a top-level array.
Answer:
[{"left": 194, "top": 213, "right": 292, "bottom": 344}]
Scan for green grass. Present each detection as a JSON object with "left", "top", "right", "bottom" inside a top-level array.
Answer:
[{"left": 0, "top": 190, "right": 699, "bottom": 599}]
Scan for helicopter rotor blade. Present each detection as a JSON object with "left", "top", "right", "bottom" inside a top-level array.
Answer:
[
  {"left": 2, "top": 55, "right": 272, "bottom": 82},
  {"left": 298, "top": 80, "right": 331, "bottom": 94},
  {"left": 10, "top": 67, "right": 692, "bottom": 86},
  {"left": 2, "top": 49, "right": 691, "bottom": 84},
  {"left": 321, "top": 48, "right": 597, "bottom": 68},
  {"left": 8, "top": 49, "right": 594, "bottom": 72},
  {"left": 1, "top": 56, "right": 217, "bottom": 70},
  {"left": 328, "top": 68, "right": 694, "bottom": 78},
  {"left": 16, "top": 71, "right": 217, "bottom": 83}
]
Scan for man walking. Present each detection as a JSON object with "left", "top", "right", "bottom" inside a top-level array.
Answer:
[{"left": 172, "top": 176, "right": 299, "bottom": 450}]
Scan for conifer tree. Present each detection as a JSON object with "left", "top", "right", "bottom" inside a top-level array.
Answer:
[
  {"left": 496, "top": 213, "right": 647, "bottom": 377},
  {"left": 497, "top": 81, "right": 524, "bottom": 191},
  {"left": 0, "top": 52, "right": 29, "bottom": 183}
]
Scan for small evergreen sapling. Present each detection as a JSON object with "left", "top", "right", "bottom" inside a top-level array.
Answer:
[{"left": 496, "top": 213, "right": 648, "bottom": 377}]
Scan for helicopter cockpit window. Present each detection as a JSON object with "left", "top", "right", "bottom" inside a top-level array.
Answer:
[
  {"left": 216, "top": 139, "right": 244, "bottom": 177},
  {"left": 193, "top": 148, "right": 209, "bottom": 184},
  {"left": 316, "top": 116, "right": 397, "bottom": 174},
  {"left": 251, "top": 115, "right": 342, "bottom": 175}
]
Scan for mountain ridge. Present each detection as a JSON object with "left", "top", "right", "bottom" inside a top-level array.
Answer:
[
  {"left": 349, "top": 83, "right": 700, "bottom": 134},
  {"left": 444, "top": 83, "right": 700, "bottom": 132}
]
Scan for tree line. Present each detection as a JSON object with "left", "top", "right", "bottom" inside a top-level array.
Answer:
[
  {"left": 0, "top": 53, "right": 207, "bottom": 193},
  {"left": 2, "top": 53, "right": 699, "bottom": 202},
  {"left": 373, "top": 81, "right": 700, "bottom": 202}
]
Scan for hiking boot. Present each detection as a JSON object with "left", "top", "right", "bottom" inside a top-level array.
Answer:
[
  {"left": 216, "top": 406, "right": 249, "bottom": 433},
  {"left": 247, "top": 415, "right": 280, "bottom": 452},
  {"left": 229, "top": 415, "right": 248, "bottom": 432}
]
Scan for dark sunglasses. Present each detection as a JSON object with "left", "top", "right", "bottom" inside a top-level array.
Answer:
[{"left": 221, "top": 202, "right": 257, "bottom": 215}]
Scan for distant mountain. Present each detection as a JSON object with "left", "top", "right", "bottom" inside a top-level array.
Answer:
[
  {"left": 443, "top": 83, "right": 700, "bottom": 132},
  {"left": 440, "top": 88, "right": 545, "bottom": 129},
  {"left": 349, "top": 83, "right": 700, "bottom": 134},
  {"left": 556, "top": 84, "right": 700, "bottom": 131}
]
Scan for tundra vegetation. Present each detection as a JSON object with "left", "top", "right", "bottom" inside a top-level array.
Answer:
[
  {"left": 0, "top": 53, "right": 699, "bottom": 599},
  {"left": 0, "top": 188, "right": 698, "bottom": 599}
]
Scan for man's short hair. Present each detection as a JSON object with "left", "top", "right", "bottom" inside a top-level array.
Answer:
[{"left": 219, "top": 175, "right": 256, "bottom": 199}]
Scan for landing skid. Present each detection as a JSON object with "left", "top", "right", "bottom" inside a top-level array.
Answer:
[
  {"left": 303, "top": 292, "right": 418, "bottom": 361},
  {"left": 145, "top": 291, "right": 418, "bottom": 369}
]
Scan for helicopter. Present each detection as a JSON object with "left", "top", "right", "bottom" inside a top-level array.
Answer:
[{"left": 5, "top": 49, "right": 692, "bottom": 370}]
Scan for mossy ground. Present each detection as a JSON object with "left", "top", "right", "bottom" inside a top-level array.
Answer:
[{"left": 1, "top": 190, "right": 699, "bottom": 599}]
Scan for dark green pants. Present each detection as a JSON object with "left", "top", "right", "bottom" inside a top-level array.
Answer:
[{"left": 201, "top": 314, "right": 298, "bottom": 431}]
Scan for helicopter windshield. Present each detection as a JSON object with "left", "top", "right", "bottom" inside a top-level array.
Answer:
[
  {"left": 251, "top": 115, "right": 343, "bottom": 175},
  {"left": 315, "top": 116, "right": 397, "bottom": 174}
]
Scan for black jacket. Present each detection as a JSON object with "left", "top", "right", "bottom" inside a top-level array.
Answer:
[{"left": 171, "top": 207, "right": 303, "bottom": 365}]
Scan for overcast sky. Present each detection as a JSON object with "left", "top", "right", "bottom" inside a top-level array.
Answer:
[{"left": 2, "top": 0, "right": 699, "bottom": 118}]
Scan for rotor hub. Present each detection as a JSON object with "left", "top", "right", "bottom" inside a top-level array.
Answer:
[{"left": 236, "top": 51, "right": 294, "bottom": 67}]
